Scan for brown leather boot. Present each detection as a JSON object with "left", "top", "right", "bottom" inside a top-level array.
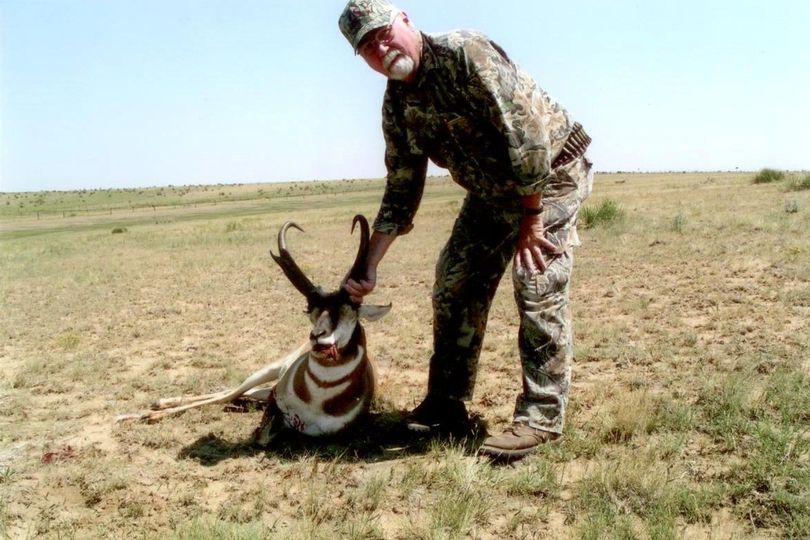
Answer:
[{"left": 479, "top": 423, "right": 560, "bottom": 461}]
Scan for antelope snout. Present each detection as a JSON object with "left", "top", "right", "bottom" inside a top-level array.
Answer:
[
  {"left": 309, "top": 330, "right": 335, "bottom": 347},
  {"left": 310, "top": 330, "right": 338, "bottom": 361}
]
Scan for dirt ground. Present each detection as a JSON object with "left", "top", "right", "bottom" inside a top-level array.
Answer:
[{"left": 1, "top": 172, "right": 808, "bottom": 538}]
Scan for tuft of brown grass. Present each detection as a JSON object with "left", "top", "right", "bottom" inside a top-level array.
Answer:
[{"left": 785, "top": 173, "right": 810, "bottom": 191}]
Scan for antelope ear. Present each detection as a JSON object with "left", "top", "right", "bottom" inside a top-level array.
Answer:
[{"left": 358, "top": 303, "right": 392, "bottom": 322}]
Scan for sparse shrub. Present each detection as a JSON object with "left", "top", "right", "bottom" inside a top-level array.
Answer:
[
  {"left": 0, "top": 468, "right": 15, "bottom": 484},
  {"left": 579, "top": 199, "right": 625, "bottom": 229},
  {"left": 175, "top": 517, "right": 269, "bottom": 539},
  {"left": 111, "top": 227, "right": 127, "bottom": 234},
  {"left": 752, "top": 168, "right": 784, "bottom": 184},
  {"left": 225, "top": 221, "right": 239, "bottom": 233},
  {"left": 598, "top": 390, "right": 655, "bottom": 443},
  {"left": 55, "top": 332, "right": 81, "bottom": 351},
  {"left": 785, "top": 173, "right": 810, "bottom": 192},
  {"left": 785, "top": 200, "right": 799, "bottom": 213},
  {"left": 672, "top": 213, "right": 687, "bottom": 233}
]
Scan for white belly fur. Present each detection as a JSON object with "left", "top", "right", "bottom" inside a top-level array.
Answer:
[{"left": 275, "top": 354, "right": 372, "bottom": 436}]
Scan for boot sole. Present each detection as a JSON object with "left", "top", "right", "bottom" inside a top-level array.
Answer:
[
  {"left": 406, "top": 421, "right": 432, "bottom": 432},
  {"left": 406, "top": 420, "right": 471, "bottom": 435},
  {"left": 478, "top": 444, "right": 536, "bottom": 460},
  {"left": 479, "top": 435, "right": 561, "bottom": 461}
]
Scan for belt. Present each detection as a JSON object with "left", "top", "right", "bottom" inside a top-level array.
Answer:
[{"left": 551, "top": 122, "right": 591, "bottom": 169}]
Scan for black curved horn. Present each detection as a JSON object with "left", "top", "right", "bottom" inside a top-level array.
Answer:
[
  {"left": 347, "top": 215, "right": 370, "bottom": 283},
  {"left": 270, "top": 221, "right": 318, "bottom": 298}
]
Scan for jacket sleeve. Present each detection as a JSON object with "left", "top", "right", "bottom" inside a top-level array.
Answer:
[
  {"left": 460, "top": 36, "right": 565, "bottom": 196},
  {"left": 372, "top": 90, "right": 429, "bottom": 236}
]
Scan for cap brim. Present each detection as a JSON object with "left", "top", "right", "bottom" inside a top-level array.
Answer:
[{"left": 352, "top": 10, "right": 400, "bottom": 52}]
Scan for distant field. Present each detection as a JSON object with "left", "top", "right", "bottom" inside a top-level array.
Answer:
[
  {"left": 1, "top": 172, "right": 808, "bottom": 538},
  {"left": 0, "top": 178, "right": 394, "bottom": 240},
  {"left": 0, "top": 178, "right": 387, "bottom": 218}
]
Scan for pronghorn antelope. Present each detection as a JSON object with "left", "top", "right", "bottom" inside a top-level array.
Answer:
[{"left": 116, "top": 215, "right": 391, "bottom": 444}]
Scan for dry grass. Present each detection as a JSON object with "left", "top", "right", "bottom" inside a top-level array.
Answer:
[{"left": 1, "top": 172, "right": 809, "bottom": 538}]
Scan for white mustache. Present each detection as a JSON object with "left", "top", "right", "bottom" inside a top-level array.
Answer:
[{"left": 383, "top": 49, "right": 401, "bottom": 71}]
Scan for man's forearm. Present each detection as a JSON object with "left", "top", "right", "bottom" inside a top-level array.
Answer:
[{"left": 367, "top": 230, "right": 397, "bottom": 269}]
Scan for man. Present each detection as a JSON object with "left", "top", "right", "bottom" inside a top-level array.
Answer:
[{"left": 339, "top": 0, "right": 592, "bottom": 460}]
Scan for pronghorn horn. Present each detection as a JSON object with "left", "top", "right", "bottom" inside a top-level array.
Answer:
[
  {"left": 347, "top": 215, "right": 370, "bottom": 283},
  {"left": 271, "top": 221, "right": 319, "bottom": 299}
]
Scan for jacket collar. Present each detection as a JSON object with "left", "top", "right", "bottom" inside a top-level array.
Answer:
[{"left": 387, "top": 32, "right": 436, "bottom": 92}]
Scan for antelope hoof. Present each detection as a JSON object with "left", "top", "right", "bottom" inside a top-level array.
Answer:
[
  {"left": 224, "top": 398, "right": 256, "bottom": 413},
  {"left": 150, "top": 398, "right": 176, "bottom": 410},
  {"left": 254, "top": 423, "right": 278, "bottom": 447},
  {"left": 254, "top": 407, "right": 282, "bottom": 447},
  {"left": 114, "top": 414, "right": 141, "bottom": 424}
]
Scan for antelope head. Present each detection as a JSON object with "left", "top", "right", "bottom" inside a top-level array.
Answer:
[{"left": 270, "top": 215, "right": 391, "bottom": 364}]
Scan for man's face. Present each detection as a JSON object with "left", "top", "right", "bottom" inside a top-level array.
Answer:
[{"left": 357, "top": 12, "right": 421, "bottom": 82}]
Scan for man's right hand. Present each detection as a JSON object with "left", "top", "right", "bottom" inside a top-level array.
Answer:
[
  {"left": 343, "top": 229, "right": 396, "bottom": 303},
  {"left": 344, "top": 265, "right": 377, "bottom": 303}
]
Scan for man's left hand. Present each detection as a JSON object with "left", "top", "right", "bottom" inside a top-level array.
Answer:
[{"left": 514, "top": 214, "right": 560, "bottom": 274}]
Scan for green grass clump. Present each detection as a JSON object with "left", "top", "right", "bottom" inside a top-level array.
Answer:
[
  {"left": 672, "top": 213, "right": 687, "bottom": 233},
  {"left": 579, "top": 199, "right": 625, "bottom": 229},
  {"left": 571, "top": 458, "right": 715, "bottom": 538},
  {"left": 0, "top": 496, "right": 9, "bottom": 539},
  {"left": 175, "top": 517, "right": 270, "bottom": 540},
  {"left": 695, "top": 372, "right": 757, "bottom": 451},
  {"left": 785, "top": 173, "right": 810, "bottom": 191},
  {"left": 727, "top": 424, "right": 810, "bottom": 535},
  {"left": 752, "top": 168, "right": 784, "bottom": 184},
  {"left": 0, "top": 468, "right": 15, "bottom": 485},
  {"left": 695, "top": 363, "right": 810, "bottom": 535},
  {"left": 55, "top": 332, "right": 81, "bottom": 351}
]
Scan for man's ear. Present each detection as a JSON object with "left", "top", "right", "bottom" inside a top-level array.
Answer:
[{"left": 358, "top": 303, "right": 392, "bottom": 321}]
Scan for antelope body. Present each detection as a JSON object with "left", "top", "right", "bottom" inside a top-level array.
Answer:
[{"left": 116, "top": 215, "right": 390, "bottom": 442}]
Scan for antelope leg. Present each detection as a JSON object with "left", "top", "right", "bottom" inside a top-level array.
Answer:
[
  {"left": 236, "top": 387, "right": 274, "bottom": 401},
  {"left": 225, "top": 387, "right": 276, "bottom": 411},
  {"left": 117, "top": 342, "right": 307, "bottom": 424},
  {"left": 152, "top": 391, "right": 230, "bottom": 410},
  {"left": 153, "top": 384, "right": 278, "bottom": 409}
]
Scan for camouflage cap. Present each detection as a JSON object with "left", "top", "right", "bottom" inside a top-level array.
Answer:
[{"left": 339, "top": 0, "right": 400, "bottom": 52}]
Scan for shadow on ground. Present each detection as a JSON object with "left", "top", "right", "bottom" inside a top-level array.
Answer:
[{"left": 178, "top": 409, "right": 488, "bottom": 465}]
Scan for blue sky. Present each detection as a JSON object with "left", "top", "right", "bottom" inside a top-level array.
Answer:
[{"left": 1, "top": 0, "right": 808, "bottom": 192}]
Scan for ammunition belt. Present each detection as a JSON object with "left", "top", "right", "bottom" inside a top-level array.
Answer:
[{"left": 551, "top": 122, "right": 591, "bottom": 169}]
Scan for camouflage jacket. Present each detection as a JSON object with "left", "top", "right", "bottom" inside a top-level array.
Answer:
[{"left": 374, "top": 30, "right": 575, "bottom": 235}]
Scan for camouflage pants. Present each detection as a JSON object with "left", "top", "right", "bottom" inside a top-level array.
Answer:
[{"left": 428, "top": 157, "right": 592, "bottom": 434}]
